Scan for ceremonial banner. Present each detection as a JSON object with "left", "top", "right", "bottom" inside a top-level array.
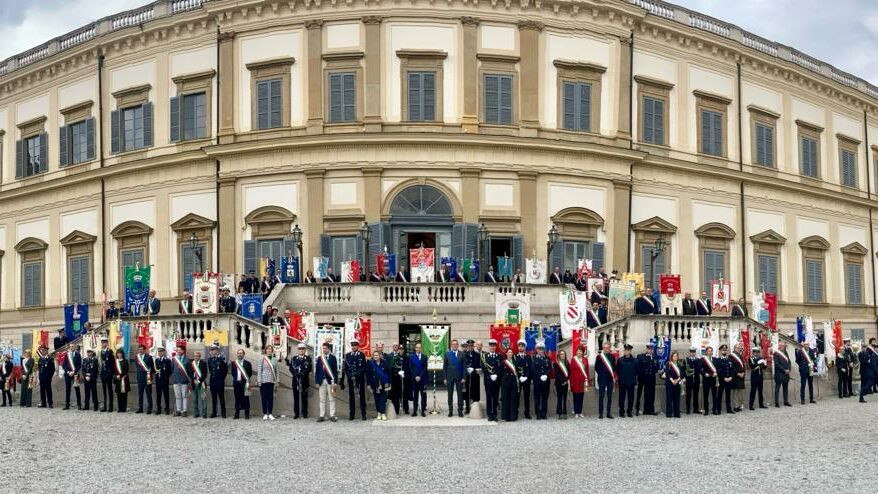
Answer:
[
  {"left": 587, "top": 278, "right": 605, "bottom": 297},
  {"left": 280, "top": 256, "right": 300, "bottom": 284},
  {"left": 314, "top": 327, "right": 344, "bottom": 372},
  {"left": 203, "top": 329, "right": 229, "bottom": 359},
  {"left": 659, "top": 274, "right": 682, "bottom": 315},
  {"left": 823, "top": 321, "right": 836, "bottom": 364},
  {"left": 31, "top": 330, "right": 49, "bottom": 352},
  {"left": 728, "top": 328, "right": 741, "bottom": 354},
  {"left": 571, "top": 329, "right": 584, "bottom": 357},
  {"left": 495, "top": 292, "right": 531, "bottom": 326},
  {"left": 124, "top": 265, "right": 151, "bottom": 316},
  {"left": 344, "top": 316, "right": 372, "bottom": 357},
  {"left": 524, "top": 327, "right": 559, "bottom": 360},
  {"left": 461, "top": 258, "right": 479, "bottom": 282},
  {"left": 341, "top": 260, "right": 361, "bottom": 283},
  {"left": 559, "top": 290, "right": 587, "bottom": 339},
  {"left": 421, "top": 325, "right": 450, "bottom": 371},
  {"left": 258, "top": 258, "right": 277, "bottom": 280},
  {"left": 63, "top": 303, "right": 89, "bottom": 341},
  {"left": 376, "top": 250, "right": 397, "bottom": 278},
  {"left": 587, "top": 326, "right": 597, "bottom": 368},
  {"left": 134, "top": 321, "right": 162, "bottom": 357},
  {"left": 410, "top": 247, "right": 435, "bottom": 282},
  {"left": 608, "top": 280, "right": 635, "bottom": 320},
  {"left": 269, "top": 323, "right": 287, "bottom": 358},
  {"left": 654, "top": 335, "right": 672, "bottom": 368},
  {"left": 108, "top": 321, "right": 132, "bottom": 358},
  {"left": 221, "top": 274, "right": 236, "bottom": 293},
  {"left": 497, "top": 256, "right": 513, "bottom": 280},
  {"left": 694, "top": 326, "right": 719, "bottom": 356},
  {"left": 192, "top": 272, "right": 220, "bottom": 314},
  {"left": 752, "top": 292, "right": 770, "bottom": 325},
  {"left": 622, "top": 273, "right": 644, "bottom": 293},
  {"left": 313, "top": 257, "right": 329, "bottom": 280},
  {"left": 711, "top": 281, "right": 731, "bottom": 312},
  {"left": 832, "top": 320, "right": 843, "bottom": 356},
  {"left": 796, "top": 317, "right": 805, "bottom": 343},
  {"left": 576, "top": 259, "right": 593, "bottom": 280},
  {"left": 287, "top": 311, "right": 304, "bottom": 341},
  {"left": 764, "top": 293, "right": 777, "bottom": 330},
  {"left": 240, "top": 294, "right": 263, "bottom": 322},
  {"left": 741, "top": 327, "right": 752, "bottom": 360},
  {"left": 804, "top": 317, "right": 817, "bottom": 348},
  {"left": 439, "top": 257, "right": 457, "bottom": 281},
  {"left": 526, "top": 257, "right": 546, "bottom": 284},
  {"left": 491, "top": 325, "right": 522, "bottom": 355}
]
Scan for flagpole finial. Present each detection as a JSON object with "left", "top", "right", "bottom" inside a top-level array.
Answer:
[{"left": 431, "top": 308, "right": 438, "bottom": 322}]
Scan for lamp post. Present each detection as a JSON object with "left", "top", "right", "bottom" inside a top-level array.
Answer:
[
  {"left": 546, "top": 224, "right": 560, "bottom": 257},
  {"left": 189, "top": 232, "right": 203, "bottom": 274},
  {"left": 477, "top": 223, "right": 489, "bottom": 283},
  {"left": 291, "top": 223, "right": 303, "bottom": 282},
  {"left": 359, "top": 221, "right": 371, "bottom": 279},
  {"left": 649, "top": 234, "right": 666, "bottom": 290}
]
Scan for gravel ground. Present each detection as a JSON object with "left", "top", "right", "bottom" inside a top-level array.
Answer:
[{"left": 2, "top": 397, "right": 876, "bottom": 492}]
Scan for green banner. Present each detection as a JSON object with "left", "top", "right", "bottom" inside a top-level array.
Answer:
[
  {"left": 124, "top": 265, "right": 151, "bottom": 316},
  {"left": 421, "top": 325, "right": 449, "bottom": 371}
]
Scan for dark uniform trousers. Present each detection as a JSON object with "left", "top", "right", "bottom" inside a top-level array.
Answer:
[
  {"left": 39, "top": 376, "right": 53, "bottom": 407},
  {"left": 155, "top": 380, "right": 170, "bottom": 413},
  {"left": 636, "top": 376, "right": 656, "bottom": 414},
  {"left": 702, "top": 377, "right": 717, "bottom": 414},
  {"left": 390, "top": 372, "right": 409, "bottom": 415},
  {"left": 664, "top": 383, "right": 680, "bottom": 417},
  {"left": 597, "top": 382, "right": 613, "bottom": 417},
  {"left": 83, "top": 377, "right": 98, "bottom": 410},
  {"left": 749, "top": 375, "right": 764, "bottom": 408},
  {"left": 500, "top": 378, "right": 518, "bottom": 421},
  {"left": 465, "top": 371, "right": 480, "bottom": 409},
  {"left": 533, "top": 381, "right": 549, "bottom": 419},
  {"left": 618, "top": 384, "right": 634, "bottom": 416},
  {"left": 718, "top": 379, "right": 733, "bottom": 413},
  {"left": 518, "top": 380, "right": 531, "bottom": 418},
  {"left": 555, "top": 383, "right": 569, "bottom": 416},
  {"left": 684, "top": 375, "right": 700, "bottom": 413},
  {"left": 291, "top": 376, "right": 308, "bottom": 418},
  {"left": 348, "top": 375, "right": 367, "bottom": 419},
  {"left": 484, "top": 375, "right": 500, "bottom": 420},
  {"left": 774, "top": 378, "right": 789, "bottom": 406},
  {"left": 412, "top": 376, "right": 428, "bottom": 414},
  {"left": 137, "top": 382, "right": 153, "bottom": 412}
]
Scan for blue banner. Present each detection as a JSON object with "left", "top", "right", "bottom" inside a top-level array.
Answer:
[
  {"left": 497, "top": 257, "right": 513, "bottom": 279},
  {"left": 440, "top": 257, "right": 457, "bottom": 279},
  {"left": 118, "top": 321, "right": 132, "bottom": 358},
  {"left": 524, "top": 327, "right": 559, "bottom": 353},
  {"left": 280, "top": 256, "right": 300, "bottom": 283},
  {"left": 379, "top": 253, "right": 397, "bottom": 277},
  {"left": 796, "top": 317, "right": 805, "bottom": 343},
  {"left": 241, "top": 294, "right": 263, "bottom": 322},
  {"left": 64, "top": 303, "right": 90, "bottom": 341},
  {"left": 652, "top": 335, "right": 672, "bottom": 368}
]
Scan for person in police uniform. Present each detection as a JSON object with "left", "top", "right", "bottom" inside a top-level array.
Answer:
[
  {"left": 219, "top": 286, "right": 237, "bottom": 313},
  {"left": 465, "top": 340, "right": 482, "bottom": 413},
  {"left": 530, "top": 342, "right": 551, "bottom": 420},
  {"left": 482, "top": 340, "right": 502, "bottom": 422},
  {"left": 796, "top": 340, "right": 817, "bottom": 405},
  {"left": 773, "top": 342, "right": 793, "bottom": 407},
  {"left": 287, "top": 343, "right": 311, "bottom": 419},
  {"left": 617, "top": 344, "right": 637, "bottom": 418},
  {"left": 748, "top": 347, "right": 767, "bottom": 409},
  {"left": 99, "top": 337, "right": 114, "bottom": 412},
  {"left": 105, "top": 299, "right": 120, "bottom": 320},
  {"left": 513, "top": 340, "right": 532, "bottom": 419},
  {"left": 37, "top": 346, "right": 55, "bottom": 408},
  {"left": 208, "top": 345, "right": 229, "bottom": 418},
  {"left": 341, "top": 339, "right": 368, "bottom": 421},
  {"left": 81, "top": 349, "right": 99, "bottom": 411},
  {"left": 389, "top": 344, "right": 410, "bottom": 415},
  {"left": 153, "top": 347, "right": 172, "bottom": 415},
  {"left": 682, "top": 347, "right": 701, "bottom": 414},
  {"left": 838, "top": 338, "right": 854, "bottom": 398},
  {"left": 715, "top": 344, "right": 735, "bottom": 414},
  {"left": 635, "top": 343, "right": 659, "bottom": 416},
  {"left": 61, "top": 342, "right": 82, "bottom": 410},
  {"left": 700, "top": 346, "right": 718, "bottom": 416}
]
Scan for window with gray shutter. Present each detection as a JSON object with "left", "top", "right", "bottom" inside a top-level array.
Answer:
[
  {"left": 592, "top": 242, "right": 605, "bottom": 273},
  {"left": 243, "top": 240, "right": 258, "bottom": 276},
  {"left": 846, "top": 263, "right": 863, "bottom": 304},
  {"left": 642, "top": 96, "right": 664, "bottom": 144},
  {"left": 23, "top": 261, "right": 42, "bottom": 307},
  {"left": 805, "top": 259, "right": 824, "bottom": 303},
  {"left": 641, "top": 245, "right": 666, "bottom": 290},
  {"left": 754, "top": 123, "right": 773, "bottom": 167},
  {"left": 69, "top": 255, "right": 90, "bottom": 304},
  {"left": 120, "top": 248, "right": 145, "bottom": 295},
  {"left": 407, "top": 71, "right": 436, "bottom": 122},
  {"left": 800, "top": 136, "right": 818, "bottom": 177},
  {"left": 562, "top": 81, "right": 592, "bottom": 132},
  {"left": 757, "top": 254, "right": 778, "bottom": 294},
  {"left": 331, "top": 236, "right": 358, "bottom": 275},
  {"left": 69, "top": 120, "right": 90, "bottom": 165},
  {"left": 21, "top": 134, "right": 46, "bottom": 178},
  {"left": 328, "top": 73, "right": 356, "bottom": 123},
  {"left": 562, "top": 241, "right": 589, "bottom": 274},
  {"left": 181, "top": 243, "right": 206, "bottom": 293},
  {"left": 182, "top": 92, "right": 207, "bottom": 140},
  {"left": 841, "top": 149, "right": 857, "bottom": 188},
  {"left": 700, "top": 109, "right": 723, "bottom": 156},
  {"left": 256, "top": 80, "right": 282, "bottom": 130},
  {"left": 484, "top": 74, "right": 513, "bottom": 125},
  {"left": 122, "top": 105, "right": 144, "bottom": 151},
  {"left": 115, "top": 103, "right": 152, "bottom": 153},
  {"left": 702, "top": 250, "right": 725, "bottom": 295}
]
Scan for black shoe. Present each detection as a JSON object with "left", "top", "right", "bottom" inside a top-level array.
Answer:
[
  {"left": 759, "top": 405, "right": 768, "bottom": 409},
  {"left": 349, "top": 416, "right": 355, "bottom": 421},
  {"left": 775, "top": 404, "right": 780, "bottom": 408},
  {"left": 210, "top": 414, "right": 217, "bottom": 418},
  {"left": 860, "top": 398, "right": 867, "bottom": 403},
  {"left": 411, "top": 412, "right": 417, "bottom": 417},
  {"left": 317, "top": 417, "right": 325, "bottom": 423},
  {"left": 234, "top": 415, "right": 239, "bottom": 420},
  {"left": 330, "top": 417, "right": 338, "bottom": 422},
  {"left": 809, "top": 400, "right": 816, "bottom": 404},
  {"left": 627, "top": 412, "right": 633, "bottom": 418},
  {"left": 63, "top": 406, "right": 70, "bottom": 410},
  {"left": 361, "top": 416, "right": 367, "bottom": 421},
  {"left": 100, "top": 407, "right": 106, "bottom": 412},
  {"left": 421, "top": 411, "right": 426, "bottom": 417},
  {"left": 38, "top": 404, "right": 46, "bottom": 408},
  {"left": 458, "top": 411, "right": 464, "bottom": 417},
  {"left": 703, "top": 411, "right": 709, "bottom": 416},
  {"left": 598, "top": 415, "right": 604, "bottom": 419},
  {"left": 448, "top": 413, "right": 453, "bottom": 418},
  {"left": 606, "top": 415, "right": 614, "bottom": 419},
  {"left": 154, "top": 410, "right": 161, "bottom": 416},
  {"left": 784, "top": 403, "right": 792, "bottom": 407},
  {"left": 293, "top": 415, "right": 300, "bottom": 419},
  {"left": 135, "top": 410, "right": 142, "bottom": 414},
  {"left": 524, "top": 414, "right": 532, "bottom": 419}
]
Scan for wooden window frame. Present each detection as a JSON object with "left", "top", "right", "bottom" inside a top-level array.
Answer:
[
  {"left": 15, "top": 237, "right": 47, "bottom": 308},
  {"left": 748, "top": 105, "right": 779, "bottom": 168},
  {"left": 635, "top": 75, "right": 672, "bottom": 146},
  {"left": 555, "top": 60, "right": 605, "bottom": 134},
  {"left": 16, "top": 117, "right": 48, "bottom": 179},
  {"left": 477, "top": 53, "right": 520, "bottom": 127},
  {"left": 796, "top": 119, "right": 823, "bottom": 179},
  {"left": 799, "top": 235, "right": 829, "bottom": 305},
  {"left": 841, "top": 242, "right": 867, "bottom": 305},
  {"left": 837, "top": 134, "right": 860, "bottom": 189},
  {"left": 111, "top": 85, "right": 153, "bottom": 155},
  {"left": 750, "top": 229, "right": 786, "bottom": 299},
  {"left": 60, "top": 101, "right": 96, "bottom": 168},
  {"left": 322, "top": 52, "right": 365, "bottom": 126},
  {"left": 397, "top": 50, "right": 446, "bottom": 123},
  {"left": 61, "top": 230, "right": 96, "bottom": 304},
  {"left": 171, "top": 213, "right": 216, "bottom": 296},
  {"left": 246, "top": 59, "right": 293, "bottom": 130},
  {"left": 172, "top": 69, "right": 215, "bottom": 141},
  {"left": 694, "top": 90, "right": 731, "bottom": 158}
]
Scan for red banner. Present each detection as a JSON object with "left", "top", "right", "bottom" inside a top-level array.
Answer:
[
  {"left": 490, "top": 324, "right": 521, "bottom": 355},
  {"left": 757, "top": 331, "right": 771, "bottom": 366},
  {"left": 833, "top": 320, "right": 843, "bottom": 351},
  {"left": 354, "top": 317, "right": 372, "bottom": 357},
  {"left": 135, "top": 322, "right": 153, "bottom": 351},
  {"left": 764, "top": 293, "right": 777, "bottom": 331},
  {"left": 659, "top": 274, "right": 681, "bottom": 296},
  {"left": 571, "top": 329, "right": 583, "bottom": 356},
  {"left": 741, "top": 327, "right": 751, "bottom": 360},
  {"left": 287, "top": 311, "right": 304, "bottom": 340}
]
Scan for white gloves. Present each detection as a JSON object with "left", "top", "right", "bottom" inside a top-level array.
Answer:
[
  {"left": 519, "top": 377, "right": 527, "bottom": 383},
  {"left": 540, "top": 375, "right": 548, "bottom": 382},
  {"left": 490, "top": 375, "right": 497, "bottom": 381},
  {"left": 397, "top": 371, "right": 404, "bottom": 377},
  {"left": 758, "top": 359, "right": 766, "bottom": 365},
  {"left": 467, "top": 367, "right": 473, "bottom": 374}
]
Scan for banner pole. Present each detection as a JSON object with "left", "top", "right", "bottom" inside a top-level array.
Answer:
[{"left": 429, "top": 369, "right": 440, "bottom": 415}]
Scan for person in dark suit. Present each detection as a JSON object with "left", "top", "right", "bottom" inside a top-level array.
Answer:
[
  {"left": 859, "top": 343, "right": 874, "bottom": 402},
  {"left": 113, "top": 349, "right": 130, "bottom": 413},
  {"left": 105, "top": 299, "right": 120, "bottom": 321},
  {"left": 869, "top": 339, "right": 878, "bottom": 393},
  {"left": 389, "top": 344, "right": 411, "bottom": 415},
  {"left": 748, "top": 347, "right": 767, "bottom": 409},
  {"left": 586, "top": 303, "right": 602, "bottom": 330},
  {"left": 513, "top": 340, "right": 532, "bottom": 419},
  {"left": 700, "top": 346, "right": 718, "bottom": 415},
  {"left": 369, "top": 271, "right": 383, "bottom": 283},
  {"left": 548, "top": 267, "right": 563, "bottom": 284},
  {"left": 499, "top": 348, "right": 519, "bottom": 421},
  {"left": 595, "top": 341, "right": 616, "bottom": 419},
  {"left": 323, "top": 267, "right": 339, "bottom": 283},
  {"left": 231, "top": 349, "right": 253, "bottom": 419},
  {"left": 465, "top": 340, "right": 481, "bottom": 413},
  {"left": 145, "top": 289, "right": 161, "bottom": 315},
  {"left": 635, "top": 343, "right": 659, "bottom": 416},
  {"left": 54, "top": 329, "right": 68, "bottom": 351},
  {"left": 730, "top": 298, "right": 746, "bottom": 317},
  {"left": 133, "top": 344, "right": 154, "bottom": 414},
  {"left": 409, "top": 343, "right": 428, "bottom": 417},
  {"left": 61, "top": 343, "right": 82, "bottom": 410},
  {"left": 531, "top": 343, "right": 552, "bottom": 420},
  {"left": 483, "top": 340, "right": 502, "bottom": 422},
  {"left": 554, "top": 350, "right": 570, "bottom": 419},
  {"left": 153, "top": 347, "right": 172, "bottom": 415},
  {"left": 664, "top": 351, "right": 682, "bottom": 418},
  {"left": 696, "top": 291, "right": 712, "bottom": 316},
  {"left": 484, "top": 266, "right": 498, "bottom": 283},
  {"left": 598, "top": 300, "right": 609, "bottom": 325},
  {"left": 715, "top": 344, "right": 735, "bottom": 414},
  {"left": 341, "top": 340, "right": 368, "bottom": 421},
  {"left": 681, "top": 293, "right": 697, "bottom": 316},
  {"left": 837, "top": 338, "right": 854, "bottom": 398},
  {"left": 512, "top": 269, "right": 524, "bottom": 284},
  {"left": 0, "top": 353, "right": 13, "bottom": 407},
  {"left": 99, "top": 337, "right": 114, "bottom": 412},
  {"left": 617, "top": 344, "right": 637, "bottom": 418},
  {"left": 366, "top": 351, "right": 391, "bottom": 420},
  {"left": 773, "top": 342, "right": 792, "bottom": 407},
  {"left": 81, "top": 349, "right": 99, "bottom": 411},
  {"left": 443, "top": 339, "right": 467, "bottom": 417},
  {"left": 207, "top": 345, "right": 229, "bottom": 418},
  {"left": 634, "top": 290, "right": 656, "bottom": 315},
  {"left": 682, "top": 347, "right": 701, "bottom": 414},
  {"left": 19, "top": 350, "right": 34, "bottom": 408},
  {"left": 219, "top": 286, "right": 236, "bottom": 313},
  {"left": 395, "top": 266, "right": 409, "bottom": 283},
  {"left": 178, "top": 291, "right": 193, "bottom": 314},
  {"left": 796, "top": 341, "right": 816, "bottom": 404},
  {"left": 37, "top": 346, "right": 55, "bottom": 408},
  {"left": 314, "top": 343, "right": 338, "bottom": 422}
]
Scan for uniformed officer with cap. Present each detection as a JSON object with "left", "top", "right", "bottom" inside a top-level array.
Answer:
[
  {"left": 99, "top": 336, "right": 114, "bottom": 412},
  {"left": 839, "top": 338, "right": 854, "bottom": 398},
  {"left": 37, "top": 345, "right": 55, "bottom": 408},
  {"left": 617, "top": 344, "right": 637, "bottom": 418},
  {"left": 483, "top": 339, "right": 502, "bottom": 422},
  {"left": 748, "top": 347, "right": 767, "bottom": 409},
  {"left": 682, "top": 347, "right": 701, "bottom": 414},
  {"left": 389, "top": 343, "right": 410, "bottom": 415},
  {"left": 82, "top": 349, "right": 100, "bottom": 411},
  {"left": 513, "top": 339, "right": 532, "bottom": 419},
  {"left": 635, "top": 342, "right": 659, "bottom": 416},
  {"left": 531, "top": 342, "right": 551, "bottom": 420},
  {"left": 105, "top": 299, "right": 120, "bottom": 320},
  {"left": 154, "top": 347, "right": 172, "bottom": 415},
  {"left": 465, "top": 339, "right": 481, "bottom": 413},
  {"left": 208, "top": 345, "right": 229, "bottom": 418},
  {"left": 287, "top": 343, "right": 312, "bottom": 419},
  {"left": 219, "top": 286, "right": 237, "bottom": 314},
  {"left": 341, "top": 339, "right": 368, "bottom": 420},
  {"left": 715, "top": 344, "right": 735, "bottom": 414}
]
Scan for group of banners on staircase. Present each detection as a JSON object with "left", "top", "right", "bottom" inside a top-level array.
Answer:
[
  {"left": 421, "top": 325, "right": 450, "bottom": 371},
  {"left": 494, "top": 291, "right": 531, "bottom": 327},
  {"left": 270, "top": 323, "right": 288, "bottom": 358},
  {"left": 63, "top": 303, "right": 89, "bottom": 341},
  {"left": 124, "top": 264, "right": 151, "bottom": 316},
  {"left": 286, "top": 310, "right": 316, "bottom": 342},
  {"left": 240, "top": 294, "right": 263, "bottom": 322},
  {"left": 107, "top": 321, "right": 132, "bottom": 358},
  {"left": 608, "top": 279, "right": 636, "bottom": 320}
]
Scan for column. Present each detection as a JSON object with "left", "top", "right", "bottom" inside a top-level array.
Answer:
[
  {"left": 305, "top": 169, "right": 325, "bottom": 258},
  {"left": 518, "top": 171, "right": 537, "bottom": 256},
  {"left": 217, "top": 31, "right": 236, "bottom": 143},
  {"left": 217, "top": 177, "right": 237, "bottom": 274},
  {"left": 363, "top": 16, "right": 383, "bottom": 131},
  {"left": 617, "top": 35, "right": 632, "bottom": 142},
  {"left": 306, "top": 20, "right": 324, "bottom": 133},
  {"left": 612, "top": 180, "right": 631, "bottom": 272},
  {"left": 460, "top": 16, "right": 480, "bottom": 133},
  {"left": 460, "top": 168, "right": 481, "bottom": 224},
  {"left": 363, "top": 167, "right": 382, "bottom": 222},
  {"left": 518, "top": 20, "right": 543, "bottom": 136}
]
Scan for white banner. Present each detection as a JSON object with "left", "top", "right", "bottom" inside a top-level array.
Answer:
[
  {"left": 694, "top": 326, "right": 720, "bottom": 356},
  {"left": 313, "top": 327, "right": 344, "bottom": 373},
  {"left": 660, "top": 293, "right": 682, "bottom": 315},
  {"left": 82, "top": 332, "right": 101, "bottom": 358},
  {"left": 148, "top": 321, "right": 163, "bottom": 358},
  {"left": 823, "top": 321, "right": 836, "bottom": 363},
  {"left": 728, "top": 328, "right": 741, "bottom": 352},
  {"left": 586, "top": 327, "right": 597, "bottom": 369},
  {"left": 192, "top": 273, "right": 219, "bottom": 314},
  {"left": 526, "top": 258, "right": 546, "bottom": 284},
  {"left": 313, "top": 257, "right": 328, "bottom": 280},
  {"left": 269, "top": 323, "right": 287, "bottom": 359},
  {"left": 495, "top": 292, "right": 531, "bottom": 325},
  {"left": 559, "top": 290, "right": 587, "bottom": 339},
  {"left": 711, "top": 282, "right": 731, "bottom": 312}
]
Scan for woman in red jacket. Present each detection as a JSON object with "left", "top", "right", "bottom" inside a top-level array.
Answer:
[{"left": 569, "top": 346, "right": 591, "bottom": 418}]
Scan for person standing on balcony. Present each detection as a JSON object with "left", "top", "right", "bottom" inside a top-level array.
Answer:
[
  {"left": 465, "top": 340, "right": 482, "bottom": 414},
  {"left": 586, "top": 303, "right": 602, "bottom": 330},
  {"left": 287, "top": 343, "right": 311, "bottom": 419},
  {"left": 134, "top": 345, "right": 154, "bottom": 415},
  {"left": 303, "top": 271, "right": 316, "bottom": 283},
  {"left": 369, "top": 270, "right": 383, "bottom": 283},
  {"left": 443, "top": 339, "right": 466, "bottom": 418},
  {"left": 82, "top": 349, "right": 99, "bottom": 411},
  {"left": 178, "top": 291, "right": 193, "bottom": 314},
  {"left": 748, "top": 347, "right": 767, "bottom": 410},
  {"left": 389, "top": 344, "right": 410, "bottom": 415},
  {"left": 715, "top": 345, "right": 735, "bottom": 414},
  {"left": 513, "top": 340, "right": 532, "bottom": 420},
  {"left": 62, "top": 342, "right": 82, "bottom": 410},
  {"left": 219, "top": 286, "right": 236, "bottom": 314},
  {"left": 0, "top": 352, "right": 13, "bottom": 407},
  {"left": 258, "top": 346, "right": 279, "bottom": 421},
  {"left": 482, "top": 340, "right": 502, "bottom": 422},
  {"left": 796, "top": 340, "right": 817, "bottom": 405},
  {"left": 409, "top": 343, "right": 428, "bottom": 418},
  {"left": 595, "top": 341, "right": 616, "bottom": 419},
  {"left": 153, "top": 347, "right": 172, "bottom": 416},
  {"left": 19, "top": 349, "right": 34, "bottom": 408},
  {"left": 99, "top": 337, "right": 114, "bottom": 412},
  {"left": 394, "top": 266, "right": 409, "bottom": 283},
  {"left": 531, "top": 342, "right": 551, "bottom": 420},
  {"left": 53, "top": 329, "right": 68, "bottom": 351},
  {"left": 113, "top": 349, "right": 130, "bottom": 413},
  {"left": 682, "top": 293, "right": 697, "bottom": 316},
  {"left": 696, "top": 292, "right": 712, "bottom": 316},
  {"left": 367, "top": 350, "right": 391, "bottom": 421},
  {"left": 144, "top": 289, "right": 161, "bottom": 316},
  {"left": 730, "top": 298, "right": 746, "bottom": 318},
  {"left": 324, "top": 267, "right": 339, "bottom": 283},
  {"left": 499, "top": 348, "right": 519, "bottom": 421},
  {"left": 569, "top": 346, "right": 590, "bottom": 418},
  {"left": 773, "top": 342, "right": 792, "bottom": 407},
  {"left": 700, "top": 346, "right": 718, "bottom": 416},
  {"left": 663, "top": 351, "right": 682, "bottom": 418},
  {"left": 682, "top": 347, "right": 701, "bottom": 414},
  {"left": 37, "top": 346, "right": 54, "bottom": 409},
  {"left": 105, "top": 299, "right": 120, "bottom": 321},
  {"left": 554, "top": 349, "right": 570, "bottom": 420},
  {"left": 191, "top": 351, "right": 209, "bottom": 419},
  {"left": 635, "top": 343, "right": 659, "bottom": 416},
  {"left": 512, "top": 268, "right": 524, "bottom": 284},
  {"left": 634, "top": 290, "right": 655, "bottom": 315},
  {"left": 341, "top": 340, "right": 368, "bottom": 420},
  {"left": 548, "top": 267, "right": 562, "bottom": 285},
  {"left": 231, "top": 349, "right": 252, "bottom": 419},
  {"left": 172, "top": 345, "right": 191, "bottom": 417},
  {"left": 730, "top": 343, "right": 747, "bottom": 412},
  {"left": 260, "top": 276, "right": 272, "bottom": 298},
  {"left": 484, "top": 266, "right": 498, "bottom": 284}
]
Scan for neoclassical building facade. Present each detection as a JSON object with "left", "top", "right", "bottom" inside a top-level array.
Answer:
[{"left": 1, "top": 0, "right": 877, "bottom": 341}]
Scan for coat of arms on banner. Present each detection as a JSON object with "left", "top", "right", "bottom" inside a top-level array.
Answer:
[
  {"left": 410, "top": 247, "right": 435, "bottom": 282},
  {"left": 608, "top": 280, "right": 635, "bottom": 320},
  {"left": 659, "top": 274, "right": 682, "bottom": 315},
  {"left": 495, "top": 292, "right": 531, "bottom": 326},
  {"left": 577, "top": 259, "right": 593, "bottom": 280},
  {"left": 622, "top": 272, "right": 644, "bottom": 293},
  {"left": 711, "top": 279, "right": 731, "bottom": 312},
  {"left": 526, "top": 256, "right": 546, "bottom": 284},
  {"left": 421, "top": 325, "right": 450, "bottom": 371},
  {"left": 558, "top": 290, "right": 586, "bottom": 339},
  {"left": 192, "top": 272, "right": 219, "bottom": 314},
  {"left": 314, "top": 327, "right": 344, "bottom": 372}
]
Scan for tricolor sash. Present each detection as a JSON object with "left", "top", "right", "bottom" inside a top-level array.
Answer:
[
  {"left": 448, "top": 351, "right": 463, "bottom": 376},
  {"left": 668, "top": 361, "right": 681, "bottom": 380},
  {"left": 800, "top": 348, "right": 812, "bottom": 366},
  {"left": 174, "top": 356, "right": 190, "bottom": 381},
  {"left": 370, "top": 360, "right": 389, "bottom": 385},
  {"left": 191, "top": 361, "right": 204, "bottom": 381},
  {"left": 136, "top": 354, "right": 150, "bottom": 373},
  {"left": 730, "top": 353, "right": 744, "bottom": 370},
  {"left": 587, "top": 308, "right": 600, "bottom": 325},
  {"left": 503, "top": 359, "right": 517, "bottom": 377},
  {"left": 573, "top": 357, "right": 589, "bottom": 386},
  {"left": 262, "top": 356, "right": 277, "bottom": 383},
  {"left": 697, "top": 299, "right": 709, "bottom": 312},
  {"left": 234, "top": 360, "right": 249, "bottom": 382},
  {"left": 556, "top": 360, "right": 569, "bottom": 379},
  {"left": 598, "top": 352, "right": 614, "bottom": 376},
  {"left": 114, "top": 358, "right": 128, "bottom": 393},
  {"left": 701, "top": 356, "right": 717, "bottom": 376},
  {"left": 318, "top": 355, "right": 335, "bottom": 383},
  {"left": 66, "top": 352, "right": 76, "bottom": 372},
  {"left": 774, "top": 350, "right": 789, "bottom": 363},
  {"left": 642, "top": 296, "right": 655, "bottom": 308}
]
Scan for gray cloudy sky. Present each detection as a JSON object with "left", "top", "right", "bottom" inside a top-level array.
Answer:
[{"left": 0, "top": 0, "right": 876, "bottom": 84}]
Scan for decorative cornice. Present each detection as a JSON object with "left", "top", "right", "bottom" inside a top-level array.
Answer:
[
  {"left": 798, "top": 235, "right": 830, "bottom": 250},
  {"left": 304, "top": 19, "right": 324, "bottom": 29},
  {"left": 15, "top": 237, "right": 48, "bottom": 252},
  {"left": 518, "top": 20, "right": 545, "bottom": 32},
  {"left": 322, "top": 51, "right": 365, "bottom": 62},
  {"left": 60, "top": 230, "right": 97, "bottom": 246},
  {"left": 396, "top": 49, "right": 448, "bottom": 60},
  {"left": 111, "top": 83, "right": 151, "bottom": 100},
  {"left": 795, "top": 119, "right": 824, "bottom": 133},
  {"left": 836, "top": 133, "right": 861, "bottom": 145},
  {"left": 59, "top": 100, "right": 94, "bottom": 117},
  {"left": 841, "top": 241, "right": 868, "bottom": 256},
  {"left": 171, "top": 69, "right": 217, "bottom": 84},
  {"left": 634, "top": 74, "right": 674, "bottom": 90},
  {"left": 553, "top": 60, "right": 607, "bottom": 74},
  {"left": 218, "top": 31, "right": 236, "bottom": 42},
  {"left": 476, "top": 53, "right": 521, "bottom": 64},
  {"left": 693, "top": 89, "right": 732, "bottom": 106},
  {"left": 361, "top": 16, "right": 384, "bottom": 25},
  {"left": 746, "top": 104, "right": 780, "bottom": 119},
  {"left": 460, "top": 16, "right": 481, "bottom": 27},
  {"left": 16, "top": 115, "right": 47, "bottom": 130},
  {"left": 245, "top": 58, "right": 294, "bottom": 72}
]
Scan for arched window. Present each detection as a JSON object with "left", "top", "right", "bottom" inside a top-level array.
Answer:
[{"left": 389, "top": 185, "right": 453, "bottom": 219}]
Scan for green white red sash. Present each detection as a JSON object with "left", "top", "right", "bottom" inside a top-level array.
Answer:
[
  {"left": 573, "top": 357, "right": 589, "bottom": 386},
  {"left": 262, "top": 356, "right": 276, "bottom": 382},
  {"left": 318, "top": 355, "right": 335, "bottom": 383},
  {"left": 701, "top": 356, "right": 717, "bottom": 375},
  {"left": 556, "top": 360, "right": 569, "bottom": 379},
  {"left": 233, "top": 360, "right": 249, "bottom": 382},
  {"left": 114, "top": 358, "right": 128, "bottom": 393},
  {"left": 66, "top": 352, "right": 76, "bottom": 372},
  {"left": 191, "top": 360, "right": 204, "bottom": 381},
  {"left": 799, "top": 348, "right": 812, "bottom": 366},
  {"left": 730, "top": 353, "right": 744, "bottom": 369},
  {"left": 136, "top": 354, "right": 150, "bottom": 373},
  {"left": 598, "top": 352, "right": 614, "bottom": 376},
  {"left": 697, "top": 299, "right": 709, "bottom": 313},
  {"left": 174, "top": 356, "right": 189, "bottom": 381},
  {"left": 503, "top": 359, "right": 517, "bottom": 377},
  {"left": 774, "top": 350, "right": 788, "bottom": 363},
  {"left": 641, "top": 296, "right": 654, "bottom": 308},
  {"left": 668, "top": 361, "right": 681, "bottom": 379}
]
